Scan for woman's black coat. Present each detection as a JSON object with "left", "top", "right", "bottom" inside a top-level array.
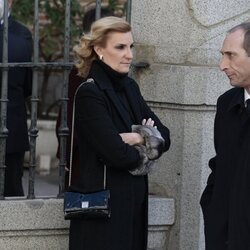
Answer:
[
  {"left": 200, "top": 87, "right": 250, "bottom": 250},
  {"left": 69, "top": 61, "right": 170, "bottom": 250}
]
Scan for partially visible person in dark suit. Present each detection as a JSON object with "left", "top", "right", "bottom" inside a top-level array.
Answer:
[
  {"left": 56, "top": 7, "right": 113, "bottom": 188},
  {"left": 68, "top": 16, "right": 170, "bottom": 250},
  {"left": 200, "top": 22, "right": 250, "bottom": 250},
  {"left": 82, "top": 7, "right": 113, "bottom": 33},
  {"left": 0, "top": 0, "right": 32, "bottom": 196}
]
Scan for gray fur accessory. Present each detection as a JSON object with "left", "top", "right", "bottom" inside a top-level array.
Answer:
[{"left": 129, "top": 125, "right": 165, "bottom": 176}]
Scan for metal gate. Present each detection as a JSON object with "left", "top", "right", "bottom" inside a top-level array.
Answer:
[{"left": 0, "top": 0, "right": 132, "bottom": 199}]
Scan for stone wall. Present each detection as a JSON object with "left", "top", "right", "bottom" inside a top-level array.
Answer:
[
  {"left": 131, "top": 1, "right": 250, "bottom": 249},
  {"left": 0, "top": 197, "right": 174, "bottom": 250}
]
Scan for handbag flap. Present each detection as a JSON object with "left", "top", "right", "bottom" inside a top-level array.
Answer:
[{"left": 64, "top": 190, "right": 110, "bottom": 212}]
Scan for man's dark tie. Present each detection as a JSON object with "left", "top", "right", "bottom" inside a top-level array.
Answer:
[{"left": 246, "top": 99, "right": 250, "bottom": 114}]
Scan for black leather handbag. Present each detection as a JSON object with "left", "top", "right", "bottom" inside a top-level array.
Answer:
[
  {"left": 64, "top": 177, "right": 110, "bottom": 220},
  {"left": 64, "top": 79, "right": 111, "bottom": 220}
]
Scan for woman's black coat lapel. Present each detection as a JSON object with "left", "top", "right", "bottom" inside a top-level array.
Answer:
[
  {"left": 123, "top": 81, "right": 142, "bottom": 124},
  {"left": 90, "top": 63, "right": 133, "bottom": 131}
]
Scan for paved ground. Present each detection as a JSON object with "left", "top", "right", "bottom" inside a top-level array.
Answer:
[{"left": 23, "top": 167, "right": 59, "bottom": 197}]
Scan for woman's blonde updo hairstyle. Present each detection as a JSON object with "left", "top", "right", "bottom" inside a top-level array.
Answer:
[{"left": 74, "top": 16, "right": 131, "bottom": 78}]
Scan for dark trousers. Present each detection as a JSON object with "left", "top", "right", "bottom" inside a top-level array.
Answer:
[{"left": 4, "top": 152, "right": 25, "bottom": 196}]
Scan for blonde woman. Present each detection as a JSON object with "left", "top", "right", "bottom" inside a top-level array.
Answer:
[{"left": 69, "top": 16, "right": 170, "bottom": 250}]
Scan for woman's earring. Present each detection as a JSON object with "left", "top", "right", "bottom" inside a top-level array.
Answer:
[{"left": 99, "top": 55, "right": 103, "bottom": 61}]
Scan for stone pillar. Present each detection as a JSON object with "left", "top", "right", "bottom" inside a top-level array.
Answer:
[{"left": 131, "top": 0, "right": 250, "bottom": 249}]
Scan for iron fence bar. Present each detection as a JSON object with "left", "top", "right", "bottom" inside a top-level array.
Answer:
[
  {"left": 0, "top": 0, "right": 9, "bottom": 199},
  {"left": 27, "top": 0, "right": 39, "bottom": 199},
  {"left": 95, "top": 0, "right": 102, "bottom": 20},
  {"left": 0, "top": 61, "right": 146, "bottom": 70},
  {"left": 0, "top": 62, "right": 74, "bottom": 68},
  {"left": 126, "top": 0, "right": 132, "bottom": 23},
  {"left": 58, "top": 0, "right": 71, "bottom": 197}
]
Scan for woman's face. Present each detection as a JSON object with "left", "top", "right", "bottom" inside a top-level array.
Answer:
[{"left": 95, "top": 31, "right": 134, "bottom": 73}]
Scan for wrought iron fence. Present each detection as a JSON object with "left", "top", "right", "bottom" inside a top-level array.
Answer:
[{"left": 0, "top": 0, "right": 132, "bottom": 199}]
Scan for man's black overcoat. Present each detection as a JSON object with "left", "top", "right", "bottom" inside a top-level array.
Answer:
[
  {"left": 0, "top": 16, "right": 32, "bottom": 153},
  {"left": 69, "top": 61, "right": 170, "bottom": 250},
  {"left": 200, "top": 87, "right": 250, "bottom": 250}
]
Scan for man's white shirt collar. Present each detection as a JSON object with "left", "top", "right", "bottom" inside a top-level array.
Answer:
[
  {"left": 0, "top": 12, "right": 10, "bottom": 25},
  {"left": 244, "top": 88, "right": 250, "bottom": 106}
]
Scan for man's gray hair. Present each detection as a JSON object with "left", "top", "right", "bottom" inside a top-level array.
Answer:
[{"left": 228, "top": 22, "right": 250, "bottom": 56}]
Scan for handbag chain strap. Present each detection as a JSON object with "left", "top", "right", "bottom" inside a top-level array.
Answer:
[{"left": 68, "top": 78, "right": 106, "bottom": 189}]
